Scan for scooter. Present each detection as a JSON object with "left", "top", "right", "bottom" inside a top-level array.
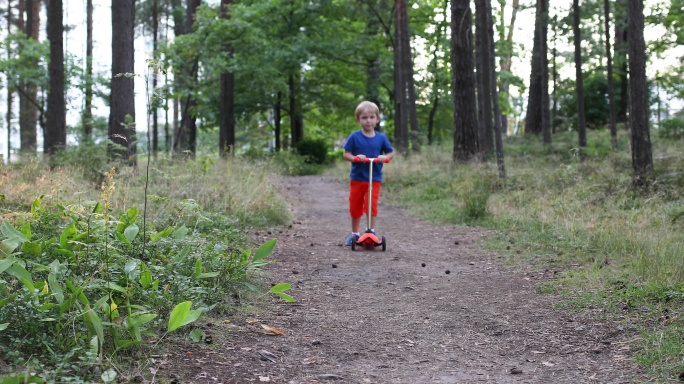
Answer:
[{"left": 351, "top": 156, "right": 389, "bottom": 251}]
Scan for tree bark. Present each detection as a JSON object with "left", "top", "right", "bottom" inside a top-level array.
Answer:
[
  {"left": 573, "top": 0, "right": 586, "bottom": 158},
  {"left": 539, "top": 0, "right": 550, "bottom": 144},
  {"left": 83, "top": 0, "right": 93, "bottom": 140},
  {"left": 525, "top": 0, "right": 548, "bottom": 136},
  {"left": 219, "top": 0, "right": 235, "bottom": 158},
  {"left": 475, "top": 0, "right": 493, "bottom": 157},
  {"left": 19, "top": 0, "right": 39, "bottom": 154},
  {"left": 108, "top": 0, "right": 136, "bottom": 164},
  {"left": 451, "top": 0, "right": 479, "bottom": 162},
  {"left": 498, "top": 0, "right": 519, "bottom": 135},
  {"left": 152, "top": 0, "right": 159, "bottom": 156},
  {"left": 604, "top": 0, "right": 617, "bottom": 148},
  {"left": 393, "top": 0, "right": 409, "bottom": 154},
  {"left": 614, "top": 0, "right": 628, "bottom": 125},
  {"left": 45, "top": 0, "right": 66, "bottom": 157},
  {"left": 627, "top": 0, "right": 653, "bottom": 184},
  {"left": 176, "top": 0, "right": 200, "bottom": 157},
  {"left": 6, "top": 0, "right": 14, "bottom": 163},
  {"left": 485, "top": 0, "right": 505, "bottom": 178}
]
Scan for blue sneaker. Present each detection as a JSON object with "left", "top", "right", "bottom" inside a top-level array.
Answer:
[{"left": 345, "top": 233, "right": 359, "bottom": 246}]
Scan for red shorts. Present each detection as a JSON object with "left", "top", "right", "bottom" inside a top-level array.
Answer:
[{"left": 349, "top": 180, "right": 382, "bottom": 219}]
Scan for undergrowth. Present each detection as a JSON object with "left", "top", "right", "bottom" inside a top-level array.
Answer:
[{"left": 0, "top": 156, "right": 293, "bottom": 383}]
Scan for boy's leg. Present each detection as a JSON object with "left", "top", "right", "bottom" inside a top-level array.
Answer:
[{"left": 366, "top": 182, "right": 382, "bottom": 232}]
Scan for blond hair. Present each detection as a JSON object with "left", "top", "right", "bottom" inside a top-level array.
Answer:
[{"left": 355, "top": 101, "right": 380, "bottom": 121}]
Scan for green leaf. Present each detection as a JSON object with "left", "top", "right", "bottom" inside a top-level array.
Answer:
[
  {"left": 123, "top": 223, "right": 139, "bottom": 242},
  {"left": 275, "top": 292, "right": 296, "bottom": 302},
  {"left": 124, "top": 260, "right": 139, "bottom": 275},
  {"left": 1, "top": 221, "right": 28, "bottom": 242},
  {"left": 167, "top": 301, "right": 202, "bottom": 332},
  {"left": 115, "top": 232, "right": 131, "bottom": 246},
  {"left": 252, "top": 239, "right": 277, "bottom": 263},
  {"left": 196, "top": 272, "right": 220, "bottom": 279},
  {"left": 168, "top": 301, "right": 191, "bottom": 332},
  {"left": 48, "top": 274, "right": 65, "bottom": 303},
  {"left": 101, "top": 368, "right": 117, "bottom": 383},
  {"left": 0, "top": 323, "right": 8, "bottom": 331},
  {"left": 21, "top": 241, "right": 41, "bottom": 257},
  {"left": 126, "top": 206, "right": 139, "bottom": 222},
  {"left": 30, "top": 197, "right": 44, "bottom": 215},
  {"left": 0, "top": 293, "right": 17, "bottom": 309},
  {"left": 59, "top": 223, "right": 77, "bottom": 249},
  {"left": 92, "top": 201, "right": 102, "bottom": 214},
  {"left": 244, "top": 282, "right": 260, "bottom": 292},
  {"left": 0, "top": 238, "right": 21, "bottom": 257},
  {"left": 172, "top": 225, "right": 189, "bottom": 239},
  {"left": 128, "top": 313, "right": 157, "bottom": 327},
  {"left": 0, "top": 255, "right": 16, "bottom": 274},
  {"left": 172, "top": 246, "right": 192, "bottom": 263},
  {"left": 83, "top": 307, "right": 104, "bottom": 348},
  {"left": 269, "top": 283, "right": 292, "bottom": 293},
  {"left": 8, "top": 265, "right": 34, "bottom": 290},
  {"left": 189, "top": 328, "right": 204, "bottom": 342},
  {"left": 139, "top": 270, "right": 153, "bottom": 288}
]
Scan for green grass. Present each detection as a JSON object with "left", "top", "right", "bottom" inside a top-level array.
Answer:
[{"left": 331, "top": 129, "right": 684, "bottom": 382}]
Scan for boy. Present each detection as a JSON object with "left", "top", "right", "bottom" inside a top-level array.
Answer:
[{"left": 343, "top": 101, "right": 395, "bottom": 246}]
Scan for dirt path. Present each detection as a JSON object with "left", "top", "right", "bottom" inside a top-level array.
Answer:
[{"left": 163, "top": 175, "right": 640, "bottom": 384}]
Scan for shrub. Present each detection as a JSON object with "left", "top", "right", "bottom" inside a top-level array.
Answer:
[
  {"left": 296, "top": 138, "right": 329, "bottom": 164},
  {"left": 657, "top": 117, "right": 684, "bottom": 140}
]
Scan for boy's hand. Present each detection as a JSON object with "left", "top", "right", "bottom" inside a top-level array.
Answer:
[
  {"left": 377, "top": 155, "right": 386, "bottom": 162},
  {"left": 356, "top": 154, "right": 367, "bottom": 161}
]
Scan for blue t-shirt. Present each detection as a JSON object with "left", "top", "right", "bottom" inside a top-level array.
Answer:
[{"left": 343, "top": 130, "right": 394, "bottom": 182}]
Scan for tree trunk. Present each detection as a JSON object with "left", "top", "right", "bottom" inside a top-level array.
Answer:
[
  {"left": 289, "top": 74, "right": 304, "bottom": 149},
  {"left": 614, "top": 0, "right": 628, "bottom": 125},
  {"left": 400, "top": 5, "right": 420, "bottom": 153},
  {"left": 427, "top": 0, "right": 448, "bottom": 146},
  {"left": 83, "top": 0, "right": 93, "bottom": 140},
  {"left": 6, "top": 0, "right": 14, "bottom": 163},
  {"left": 573, "top": 0, "right": 587, "bottom": 158},
  {"left": 498, "top": 0, "right": 519, "bottom": 136},
  {"left": 604, "top": 0, "right": 617, "bottom": 148},
  {"left": 451, "top": 0, "right": 479, "bottom": 162},
  {"left": 485, "top": 0, "right": 505, "bottom": 178},
  {"left": 19, "top": 0, "right": 39, "bottom": 154},
  {"left": 275, "top": 91, "right": 282, "bottom": 151},
  {"left": 393, "top": 0, "right": 408, "bottom": 154},
  {"left": 551, "top": 14, "right": 558, "bottom": 133},
  {"left": 170, "top": 0, "right": 183, "bottom": 152},
  {"left": 176, "top": 0, "right": 200, "bottom": 157},
  {"left": 525, "top": 0, "right": 541, "bottom": 135},
  {"left": 108, "top": 0, "right": 136, "bottom": 164},
  {"left": 627, "top": 0, "right": 652, "bottom": 184},
  {"left": 152, "top": 0, "right": 159, "bottom": 156},
  {"left": 540, "top": 0, "right": 550, "bottom": 144},
  {"left": 475, "top": 0, "right": 493, "bottom": 157},
  {"left": 45, "top": 0, "right": 66, "bottom": 157},
  {"left": 219, "top": 0, "right": 235, "bottom": 158}
]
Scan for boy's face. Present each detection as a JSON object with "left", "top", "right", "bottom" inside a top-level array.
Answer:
[{"left": 356, "top": 109, "right": 379, "bottom": 133}]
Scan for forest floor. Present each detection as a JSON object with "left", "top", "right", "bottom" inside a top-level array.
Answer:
[{"left": 159, "top": 175, "right": 644, "bottom": 384}]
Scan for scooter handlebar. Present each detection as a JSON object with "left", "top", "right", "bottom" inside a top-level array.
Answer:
[{"left": 352, "top": 156, "right": 390, "bottom": 163}]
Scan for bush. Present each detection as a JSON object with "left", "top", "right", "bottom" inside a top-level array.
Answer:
[
  {"left": 658, "top": 117, "right": 684, "bottom": 140},
  {"left": 296, "top": 138, "right": 329, "bottom": 164}
]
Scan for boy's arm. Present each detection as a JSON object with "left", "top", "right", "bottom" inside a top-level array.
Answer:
[
  {"left": 378, "top": 151, "right": 394, "bottom": 162},
  {"left": 344, "top": 150, "right": 365, "bottom": 162}
]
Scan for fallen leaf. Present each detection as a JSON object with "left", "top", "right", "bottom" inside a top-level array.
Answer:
[
  {"left": 261, "top": 324, "right": 287, "bottom": 336},
  {"left": 259, "top": 377, "right": 270, "bottom": 382},
  {"left": 542, "top": 361, "right": 555, "bottom": 367},
  {"left": 531, "top": 350, "right": 546, "bottom": 354}
]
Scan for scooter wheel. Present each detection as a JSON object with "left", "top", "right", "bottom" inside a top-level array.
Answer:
[
  {"left": 351, "top": 240, "right": 356, "bottom": 251},
  {"left": 381, "top": 236, "right": 386, "bottom": 251}
]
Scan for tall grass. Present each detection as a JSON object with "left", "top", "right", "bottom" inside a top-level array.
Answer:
[{"left": 331, "top": 130, "right": 684, "bottom": 381}]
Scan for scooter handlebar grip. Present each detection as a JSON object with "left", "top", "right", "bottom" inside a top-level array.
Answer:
[{"left": 353, "top": 156, "right": 371, "bottom": 163}]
